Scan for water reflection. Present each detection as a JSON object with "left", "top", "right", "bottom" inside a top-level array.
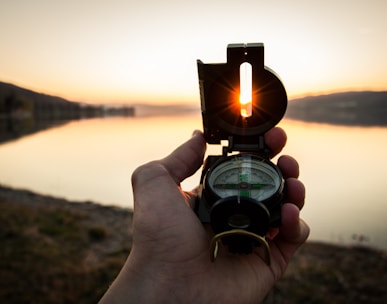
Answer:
[
  {"left": 0, "top": 115, "right": 386, "bottom": 250},
  {"left": 0, "top": 116, "right": 74, "bottom": 144},
  {"left": 279, "top": 119, "right": 387, "bottom": 249}
]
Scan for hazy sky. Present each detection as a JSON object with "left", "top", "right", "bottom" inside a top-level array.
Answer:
[{"left": 1, "top": 0, "right": 386, "bottom": 104}]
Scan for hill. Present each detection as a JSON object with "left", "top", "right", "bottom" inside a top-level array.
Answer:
[
  {"left": 0, "top": 82, "right": 84, "bottom": 120},
  {"left": 0, "top": 81, "right": 134, "bottom": 120},
  {"left": 0, "top": 82, "right": 134, "bottom": 143},
  {"left": 286, "top": 91, "right": 387, "bottom": 126}
]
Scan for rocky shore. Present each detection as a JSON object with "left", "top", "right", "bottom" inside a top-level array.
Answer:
[{"left": 1, "top": 185, "right": 386, "bottom": 303}]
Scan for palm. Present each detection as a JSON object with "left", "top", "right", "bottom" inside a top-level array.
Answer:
[{"left": 131, "top": 163, "right": 288, "bottom": 303}]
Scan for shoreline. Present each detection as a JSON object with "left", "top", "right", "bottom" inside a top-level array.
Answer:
[
  {"left": 1, "top": 184, "right": 384, "bottom": 251},
  {"left": 1, "top": 184, "right": 386, "bottom": 303}
]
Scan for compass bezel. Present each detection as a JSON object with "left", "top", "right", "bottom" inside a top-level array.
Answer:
[{"left": 203, "top": 154, "right": 284, "bottom": 207}]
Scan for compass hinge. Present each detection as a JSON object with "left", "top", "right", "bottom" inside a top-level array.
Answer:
[{"left": 222, "top": 135, "right": 270, "bottom": 158}]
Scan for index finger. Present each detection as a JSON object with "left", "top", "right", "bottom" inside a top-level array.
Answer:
[{"left": 264, "top": 127, "right": 287, "bottom": 158}]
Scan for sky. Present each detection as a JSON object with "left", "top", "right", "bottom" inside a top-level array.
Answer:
[{"left": 1, "top": 0, "right": 386, "bottom": 105}]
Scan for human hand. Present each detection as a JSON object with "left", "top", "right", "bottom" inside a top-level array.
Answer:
[{"left": 100, "top": 128, "right": 309, "bottom": 304}]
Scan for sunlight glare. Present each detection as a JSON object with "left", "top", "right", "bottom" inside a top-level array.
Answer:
[{"left": 239, "top": 62, "right": 252, "bottom": 117}]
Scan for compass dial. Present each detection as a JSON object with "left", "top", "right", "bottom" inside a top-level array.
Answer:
[{"left": 205, "top": 155, "right": 282, "bottom": 202}]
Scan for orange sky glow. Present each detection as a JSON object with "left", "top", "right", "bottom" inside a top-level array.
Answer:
[{"left": 1, "top": 0, "right": 386, "bottom": 105}]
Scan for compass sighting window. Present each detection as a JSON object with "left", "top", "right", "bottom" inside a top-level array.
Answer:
[{"left": 239, "top": 62, "right": 252, "bottom": 118}]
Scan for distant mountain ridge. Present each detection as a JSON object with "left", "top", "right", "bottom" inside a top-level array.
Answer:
[
  {"left": 286, "top": 91, "right": 387, "bottom": 126},
  {"left": 0, "top": 81, "right": 76, "bottom": 105},
  {"left": 0, "top": 81, "right": 134, "bottom": 120},
  {"left": 1, "top": 81, "right": 386, "bottom": 126},
  {"left": 0, "top": 81, "right": 83, "bottom": 120}
]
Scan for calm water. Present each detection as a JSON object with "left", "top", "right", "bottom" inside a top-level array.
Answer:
[{"left": 1, "top": 114, "right": 386, "bottom": 250}]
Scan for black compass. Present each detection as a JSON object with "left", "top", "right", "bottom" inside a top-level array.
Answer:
[{"left": 196, "top": 43, "right": 287, "bottom": 263}]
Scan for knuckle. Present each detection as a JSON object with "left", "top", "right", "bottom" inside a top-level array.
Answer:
[{"left": 131, "top": 161, "right": 167, "bottom": 186}]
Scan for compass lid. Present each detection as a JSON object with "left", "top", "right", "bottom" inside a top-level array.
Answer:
[{"left": 197, "top": 43, "right": 287, "bottom": 146}]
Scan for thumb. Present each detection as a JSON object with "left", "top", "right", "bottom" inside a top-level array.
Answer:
[
  {"left": 131, "top": 130, "right": 206, "bottom": 210},
  {"left": 160, "top": 130, "right": 206, "bottom": 184},
  {"left": 130, "top": 130, "right": 206, "bottom": 232}
]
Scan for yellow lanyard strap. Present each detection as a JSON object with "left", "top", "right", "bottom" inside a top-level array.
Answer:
[{"left": 209, "top": 229, "right": 271, "bottom": 266}]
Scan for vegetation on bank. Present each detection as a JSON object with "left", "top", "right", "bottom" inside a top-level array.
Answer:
[
  {"left": 0, "top": 185, "right": 386, "bottom": 303},
  {"left": 0, "top": 185, "right": 132, "bottom": 303}
]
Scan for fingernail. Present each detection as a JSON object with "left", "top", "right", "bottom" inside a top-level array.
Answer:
[{"left": 192, "top": 130, "right": 201, "bottom": 137}]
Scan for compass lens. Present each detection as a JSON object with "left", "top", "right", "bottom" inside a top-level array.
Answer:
[{"left": 206, "top": 155, "right": 281, "bottom": 202}]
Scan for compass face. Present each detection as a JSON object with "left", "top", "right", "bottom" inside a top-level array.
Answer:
[{"left": 205, "top": 155, "right": 282, "bottom": 202}]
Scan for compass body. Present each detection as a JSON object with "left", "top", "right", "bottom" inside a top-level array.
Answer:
[{"left": 198, "top": 154, "right": 284, "bottom": 253}]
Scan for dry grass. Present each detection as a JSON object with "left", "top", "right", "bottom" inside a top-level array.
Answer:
[{"left": 0, "top": 185, "right": 386, "bottom": 303}]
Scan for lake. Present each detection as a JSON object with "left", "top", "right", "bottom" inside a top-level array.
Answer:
[{"left": 0, "top": 113, "right": 386, "bottom": 250}]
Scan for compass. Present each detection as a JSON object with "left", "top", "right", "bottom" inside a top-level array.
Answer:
[{"left": 196, "top": 43, "right": 287, "bottom": 262}]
